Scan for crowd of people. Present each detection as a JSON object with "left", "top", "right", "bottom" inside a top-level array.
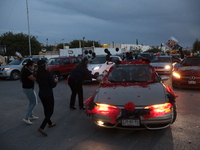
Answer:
[{"left": 20, "top": 58, "right": 97, "bottom": 137}]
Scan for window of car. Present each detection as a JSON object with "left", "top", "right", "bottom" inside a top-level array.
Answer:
[
  {"left": 63, "top": 58, "right": 70, "bottom": 65},
  {"left": 8, "top": 58, "right": 24, "bottom": 65},
  {"left": 152, "top": 57, "right": 171, "bottom": 63},
  {"left": 108, "top": 65, "right": 152, "bottom": 82},
  {"left": 48, "top": 58, "right": 62, "bottom": 65},
  {"left": 71, "top": 57, "right": 79, "bottom": 64},
  {"left": 110, "top": 57, "right": 120, "bottom": 63},
  {"left": 90, "top": 56, "right": 106, "bottom": 64},
  {"left": 181, "top": 57, "right": 200, "bottom": 66}
]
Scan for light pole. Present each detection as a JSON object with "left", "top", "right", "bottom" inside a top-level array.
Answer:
[{"left": 26, "top": 0, "right": 31, "bottom": 56}]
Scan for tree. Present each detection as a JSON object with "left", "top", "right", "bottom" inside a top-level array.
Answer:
[
  {"left": 192, "top": 39, "right": 200, "bottom": 53},
  {"left": 144, "top": 46, "right": 162, "bottom": 53},
  {"left": 0, "top": 31, "right": 42, "bottom": 56}
]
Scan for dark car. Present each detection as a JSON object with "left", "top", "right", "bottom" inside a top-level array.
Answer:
[
  {"left": 46, "top": 56, "right": 82, "bottom": 80},
  {"left": 172, "top": 56, "right": 200, "bottom": 89}
]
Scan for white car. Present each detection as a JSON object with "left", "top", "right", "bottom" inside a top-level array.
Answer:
[
  {"left": 87, "top": 55, "right": 122, "bottom": 80},
  {"left": 150, "top": 56, "right": 173, "bottom": 74}
]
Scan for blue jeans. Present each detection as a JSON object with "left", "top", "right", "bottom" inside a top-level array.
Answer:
[{"left": 23, "top": 88, "right": 37, "bottom": 119}]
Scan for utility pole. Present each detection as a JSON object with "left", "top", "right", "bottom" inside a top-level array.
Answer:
[{"left": 26, "top": 0, "right": 31, "bottom": 56}]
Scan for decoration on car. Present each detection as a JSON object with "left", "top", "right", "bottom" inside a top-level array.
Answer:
[
  {"left": 99, "top": 60, "right": 156, "bottom": 88},
  {"left": 124, "top": 102, "right": 135, "bottom": 112}
]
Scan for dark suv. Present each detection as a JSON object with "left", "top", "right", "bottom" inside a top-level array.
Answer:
[
  {"left": 172, "top": 56, "right": 200, "bottom": 89},
  {"left": 47, "top": 56, "right": 82, "bottom": 80}
]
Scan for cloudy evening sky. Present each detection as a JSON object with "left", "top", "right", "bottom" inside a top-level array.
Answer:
[{"left": 0, "top": 0, "right": 200, "bottom": 48}]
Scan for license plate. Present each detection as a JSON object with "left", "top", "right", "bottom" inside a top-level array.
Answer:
[
  {"left": 122, "top": 119, "right": 140, "bottom": 126},
  {"left": 188, "top": 81, "right": 196, "bottom": 84}
]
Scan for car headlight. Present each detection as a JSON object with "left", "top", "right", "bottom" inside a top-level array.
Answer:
[
  {"left": 164, "top": 65, "right": 171, "bottom": 69},
  {"left": 92, "top": 103, "right": 120, "bottom": 115},
  {"left": 172, "top": 72, "right": 181, "bottom": 79},
  {"left": 93, "top": 65, "right": 101, "bottom": 70},
  {"left": 3, "top": 68, "right": 11, "bottom": 71}
]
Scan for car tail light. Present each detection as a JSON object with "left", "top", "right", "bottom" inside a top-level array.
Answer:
[
  {"left": 172, "top": 72, "right": 181, "bottom": 79},
  {"left": 143, "top": 103, "right": 172, "bottom": 119},
  {"left": 92, "top": 103, "right": 119, "bottom": 115},
  {"left": 87, "top": 103, "right": 121, "bottom": 124}
]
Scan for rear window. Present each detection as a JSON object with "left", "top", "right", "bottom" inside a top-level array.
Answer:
[
  {"left": 152, "top": 57, "right": 171, "bottom": 63},
  {"left": 181, "top": 58, "right": 200, "bottom": 66}
]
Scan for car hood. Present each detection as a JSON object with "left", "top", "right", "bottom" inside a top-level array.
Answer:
[
  {"left": 150, "top": 62, "right": 172, "bottom": 67},
  {"left": 177, "top": 66, "right": 200, "bottom": 75},
  {"left": 94, "top": 83, "right": 167, "bottom": 106}
]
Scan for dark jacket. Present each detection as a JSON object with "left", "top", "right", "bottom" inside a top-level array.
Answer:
[
  {"left": 70, "top": 64, "right": 97, "bottom": 81},
  {"left": 37, "top": 71, "right": 57, "bottom": 99}
]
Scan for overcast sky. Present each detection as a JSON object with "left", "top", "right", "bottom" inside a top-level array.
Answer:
[{"left": 0, "top": 0, "right": 200, "bottom": 48}]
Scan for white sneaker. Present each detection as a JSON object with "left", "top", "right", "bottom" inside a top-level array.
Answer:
[
  {"left": 29, "top": 115, "right": 39, "bottom": 120},
  {"left": 23, "top": 118, "right": 33, "bottom": 125}
]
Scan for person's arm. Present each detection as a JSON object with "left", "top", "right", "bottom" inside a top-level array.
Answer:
[
  {"left": 48, "top": 72, "right": 57, "bottom": 88},
  {"left": 28, "top": 74, "right": 36, "bottom": 81}
]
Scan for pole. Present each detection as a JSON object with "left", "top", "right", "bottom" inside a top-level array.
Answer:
[{"left": 26, "top": 0, "right": 31, "bottom": 56}]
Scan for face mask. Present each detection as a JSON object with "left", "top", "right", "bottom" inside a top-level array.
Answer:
[{"left": 31, "top": 67, "right": 35, "bottom": 71}]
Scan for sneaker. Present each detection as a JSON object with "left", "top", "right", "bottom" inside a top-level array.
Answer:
[
  {"left": 23, "top": 118, "right": 33, "bottom": 125},
  {"left": 29, "top": 115, "right": 39, "bottom": 120}
]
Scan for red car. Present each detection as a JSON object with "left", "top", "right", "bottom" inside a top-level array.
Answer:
[
  {"left": 172, "top": 56, "right": 200, "bottom": 89},
  {"left": 47, "top": 56, "right": 82, "bottom": 80}
]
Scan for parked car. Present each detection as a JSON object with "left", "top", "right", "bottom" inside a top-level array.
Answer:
[
  {"left": 85, "top": 60, "right": 177, "bottom": 130},
  {"left": 150, "top": 55, "right": 174, "bottom": 74},
  {"left": 0, "top": 56, "right": 47, "bottom": 80},
  {"left": 46, "top": 56, "right": 82, "bottom": 80},
  {"left": 172, "top": 56, "right": 200, "bottom": 89},
  {"left": 87, "top": 55, "right": 122, "bottom": 81}
]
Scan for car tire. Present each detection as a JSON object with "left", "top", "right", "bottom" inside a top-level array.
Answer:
[
  {"left": 171, "top": 104, "right": 177, "bottom": 124},
  {"left": 10, "top": 71, "right": 20, "bottom": 80}
]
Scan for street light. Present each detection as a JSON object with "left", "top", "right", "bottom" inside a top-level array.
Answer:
[{"left": 26, "top": 0, "right": 31, "bottom": 56}]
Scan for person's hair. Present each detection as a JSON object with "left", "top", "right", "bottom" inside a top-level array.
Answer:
[
  {"left": 36, "top": 60, "right": 47, "bottom": 82},
  {"left": 19, "top": 60, "right": 34, "bottom": 82}
]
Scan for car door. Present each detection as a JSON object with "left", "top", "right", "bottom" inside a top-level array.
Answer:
[{"left": 60, "top": 58, "right": 71, "bottom": 76}]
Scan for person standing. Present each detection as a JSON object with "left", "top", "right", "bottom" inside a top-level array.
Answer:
[
  {"left": 36, "top": 60, "right": 58, "bottom": 136},
  {"left": 68, "top": 57, "right": 97, "bottom": 110},
  {"left": 20, "top": 60, "right": 38, "bottom": 125}
]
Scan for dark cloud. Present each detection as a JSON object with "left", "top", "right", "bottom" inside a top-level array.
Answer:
[{"left": 0, "top": 0, "right": 199, "bottom": 48}]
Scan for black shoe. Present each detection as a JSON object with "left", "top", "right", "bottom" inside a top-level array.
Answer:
[
  {"left": 70, "top": 106, "right": 77, "bottom": 110},
  {"left": 79, "top": 106, "right": 86, "bottom": 110}
]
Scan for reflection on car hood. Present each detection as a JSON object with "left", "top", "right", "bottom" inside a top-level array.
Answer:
[
  {"left": 94, "top": 83, "right": 167, "bottom": 106},
  {"left": 150, "top": 62, "right": 172, "bottom": 66},
  {"left": 178, "top": 66, "right": 200, "bottom": 71}
]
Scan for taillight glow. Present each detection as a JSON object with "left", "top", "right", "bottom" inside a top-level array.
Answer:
[
  {"left": 94, "top": 103, "right": 118, "bottom": 115},
  {"left": 173, "top": 72, "right": 181, "bottom": 79},
  {"left": 143, "top": 103, "right": 172, "bottom": 119}
]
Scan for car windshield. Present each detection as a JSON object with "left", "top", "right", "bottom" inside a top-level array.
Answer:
[
  {"left": 90, "top": 56, "right": 106, "bottom": 64},
  {"left": 151, "top": 57, "right": 171, "bottom": 63},
  {"left": 181, "top": 58, "right": 200, "bottom": 66},
  {"left": 48, "top": 58, "right": 62, "bottom": 65},
  {"left": 108, "top": 64, "right": 152, "bottom": 82},
  {"left": 8, "top": 58, "right": 24, "bottom": 65}
]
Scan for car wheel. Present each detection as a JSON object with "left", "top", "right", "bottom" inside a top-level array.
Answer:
[
  {"left": 171, "top": 104, "right": 177, "bottom": 124},
  {"left": 10, "top": 71, "right": 20, "bottom": 80}
]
